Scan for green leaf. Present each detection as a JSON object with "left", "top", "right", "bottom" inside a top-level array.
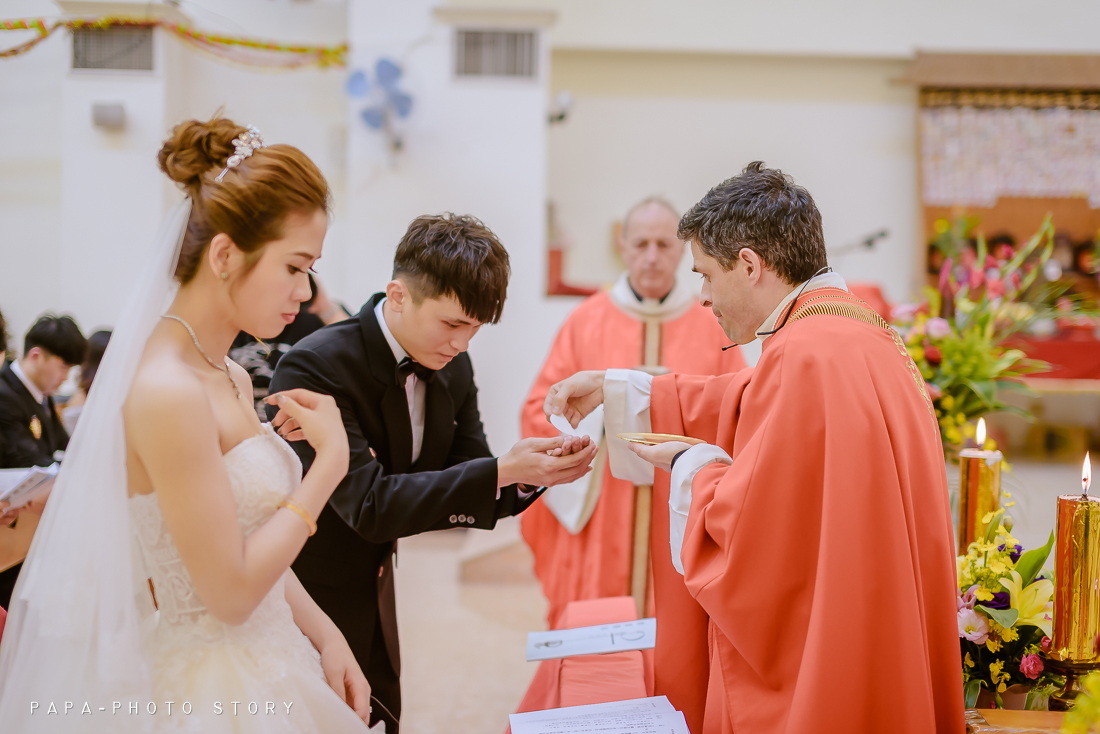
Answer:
[
  {"left": 964, "top": 679, "right": 982, "bottom": 708},
  {"left": 994, "top": 380, "right": 1037, "bottom": 397},
  {"left": 977, "top": 604, "right": 1019, "bottom": 628},
  {"left": 966, "top": 379, "right": 998, "bottom": 408},
  {"left": 1015, "top": 530, "right": 1055, "bottom": 588},
  {"left": 983, "top": 508, "right": 1006, "bottom": 543}
]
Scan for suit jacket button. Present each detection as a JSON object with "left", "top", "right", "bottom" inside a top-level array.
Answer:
[
  {"left": 467, "top": 516, "right": 475, "bottom": 524},
  {"left": 449, "top": 515, "right": 458, "bottom": 523},
  {"left": 457, "top": 514, "right": 466, "bottom": 523}
]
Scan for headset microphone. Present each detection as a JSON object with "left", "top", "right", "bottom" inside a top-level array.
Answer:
[{"left": 721, "top": 344, "right": 740, "bottom": 351}]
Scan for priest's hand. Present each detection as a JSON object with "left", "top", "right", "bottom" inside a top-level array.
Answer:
[
  {"left": 626, "top": 440, "right": 693, "bottom": 473},
  {"left": 544, "top": 370, "right": 606, "bottom": 428},
  {"left": 498, "top": 436, "right": 598, "bottom": 488}
]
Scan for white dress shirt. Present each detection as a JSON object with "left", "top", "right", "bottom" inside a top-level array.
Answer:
[
  {"left": 11, "top": 359, "right": 46, "bottom": 404},
  {"left": 375, "top": 298, "right": 426, "bottom": 464}
]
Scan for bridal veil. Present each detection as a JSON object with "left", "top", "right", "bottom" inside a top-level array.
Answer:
[{"left": 0, "top": 200, "right": 191, "bottom": 731}]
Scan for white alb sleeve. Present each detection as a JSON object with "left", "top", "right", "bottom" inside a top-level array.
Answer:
[
  {"left": 668, "top": 443, "right": 733, "bottom": 575},
  {"left": 603, "top": 368, "right": 655, "bottom": 485}
]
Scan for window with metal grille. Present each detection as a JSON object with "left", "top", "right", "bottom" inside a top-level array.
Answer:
[
  {"left": 73, "top": 27, "right": 154, "bottom": 71},
  {"left": 455, "top": 30, "right": 536, "bottom": 78}
]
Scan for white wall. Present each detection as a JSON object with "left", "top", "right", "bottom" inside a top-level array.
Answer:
[
  {"left": 0, "top": 0, "right": 349, "bottom": 348},
  {"left": 448, "top": 0, "right": 1100, "bottom": 57},
  {"left": 547, "top": 51, "right": 921, "bottom": 302},
  {"left": 344, "top": 1, "right": 575, "bottom": 452}
]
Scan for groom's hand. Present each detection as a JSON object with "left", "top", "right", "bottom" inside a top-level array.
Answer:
[
  {"left": 497, "top": 436, "right": 598, "bottom": 488},
  {"left": 544, "top": 370, "right": 606, "bottom": 428}
]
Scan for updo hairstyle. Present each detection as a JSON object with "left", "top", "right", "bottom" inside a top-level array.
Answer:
[{"left": 157, "top": 116, "right": 330, "bottom": 284}]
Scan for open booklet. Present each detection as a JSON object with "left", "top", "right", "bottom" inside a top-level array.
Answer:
[
  {"left": 0, "top": 464, "right": 59, "bottom": 509},
  {"left": 510, "top": 696, "right": 690, "bottom": 734}
]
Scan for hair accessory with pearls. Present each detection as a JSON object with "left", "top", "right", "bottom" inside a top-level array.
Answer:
[{"left": 214, "top": 125, "right": 265, "bottom": 183}]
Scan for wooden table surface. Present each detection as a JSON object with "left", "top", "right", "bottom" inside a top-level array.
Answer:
[{"left": 967, "top": 709, "right": 1066, "bottom": 733}]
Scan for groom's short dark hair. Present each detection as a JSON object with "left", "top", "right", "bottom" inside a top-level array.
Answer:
[{"left": 393, "top": 213, "right": 511, "bottom": 324}]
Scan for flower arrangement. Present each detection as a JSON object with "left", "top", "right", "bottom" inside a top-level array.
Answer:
[
  {"left": 892, "top": 217, "right": 1059, "bottom": 455},
  {"left": 1065, "top": 670, "right": 1100, "bottom": 732},
  {"left": 957, "top": 508, "right": 1057, "bottom": 709}
]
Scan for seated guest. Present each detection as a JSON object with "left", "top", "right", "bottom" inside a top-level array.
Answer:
[
  {"left": 0, "top": 314, "right": 87, "bottom": 468},
  {"left": 231, "top": 273, "right": 350, "bottom": 419},
  {"left": 0, "top": 314, "right": 87, "bottom": 609},
  {"left": 270, "top": 213, "right": 597, "bottom": 733},
  {"left": 60, "top": 329, "right": 111, "bottom": 434}
]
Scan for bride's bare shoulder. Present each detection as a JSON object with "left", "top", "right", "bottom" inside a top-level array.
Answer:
[{"left": 124, "top": 341, "right": 210, "bottom": 431}]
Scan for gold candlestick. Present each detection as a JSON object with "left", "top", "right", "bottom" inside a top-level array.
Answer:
[
  {"left": 957, "top": 418, "right": 1002, "bottom": 554},
  {"left": 1047, "top": 454, "right": 1100, "bottom": 710}
]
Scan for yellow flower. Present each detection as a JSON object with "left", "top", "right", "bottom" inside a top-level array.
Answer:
[
  {"left": 974, "top": 587, "right": 994, "bottom": 602},
  {"left": 910, "top": 346, "right": 925, "bottom": 362},
  {"left": 997, "top": 681, "right": 1007, "bottom": 693},
  {"left": 965, "top": 652, "right": 975, "bottom": 668},
  {"left": 942, "top": 394, "right": 956, "bottom": 410},
  {"left": 1001, "top": 626, "right": 1019, "bottom": 642},
  {"left": 999, "top": 569, "right": 1055, "bottom": 637},
  {"left": 955, "top": 413, "right": 967, "bottom": 425},
  {"left": 986, "top": 636, "right": 1003, "bottom": 652},
  {"left": 935, "top": 218, "right": 950, "bottom": 234},
  {"left": 946, "top": 428, "right": 962, "bottom": 444},
  {"left": 988, "top": 559, "right": 1007, "bottom": 575}
]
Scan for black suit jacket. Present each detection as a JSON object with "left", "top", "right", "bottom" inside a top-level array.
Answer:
[
  {"left": 269, "top": 294, "right": 540, "bottom": 731},
  {"left": 0, "top": 361, "right": 68, "bottom": 469}
]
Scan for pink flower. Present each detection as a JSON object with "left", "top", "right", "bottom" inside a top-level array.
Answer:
[
  {"left": 987, "top": 278, "right": 1005, "bottom": 298},
  {"left": 997, "top": 244, "right": 1015, "bottom": 261},
  {"left": 891, "top": 303, "right": 919, "bottom": 323},
  {"left": 1040, "top": 636, "right": 1051, "bottom": 652},
  {"left": 924, "top": 345, "right": 943, "bottom": 365},
  {"left": 1020, "top": 654, "right": 1044, "bottom": 680},
  {"left": 958, "top": 608, "right": 989, "bottom": 644},
  {"left": 985, "top": 255, "right": 998, "bottom": 270},
  {"left": 939, "top": 258, "right": 954, "bottom": 291},
  {"left": 969, "top": 269, "right": 986, "bottom": 289},
  {"left": 926, "top": 382, "right": 943, "bottom": 400},
  {"left": 926, "top": 317, "right": 952, "bottom": 339}
]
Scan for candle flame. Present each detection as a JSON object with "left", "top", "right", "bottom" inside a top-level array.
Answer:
[
  {"left": 1084, "top": 452, "right": 1092, "bottom": 496},
  {"left": 976, "top": 418, "right": 986, "bottom": 448}
]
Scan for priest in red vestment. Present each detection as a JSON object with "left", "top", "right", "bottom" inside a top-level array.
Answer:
[
  {"left": 545, "top": 163, "right": 963, "bottom": 734},
  {"left": 521, "top": 199, "right": 744, "bottom": 729}
]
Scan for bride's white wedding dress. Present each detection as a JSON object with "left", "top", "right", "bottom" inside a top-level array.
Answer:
[{"left": 129, "top": 423, "right": 374, "bottom": 733}]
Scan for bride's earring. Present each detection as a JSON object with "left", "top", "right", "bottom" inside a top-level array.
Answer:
[{"left": 220, "top": 272, "right": 229, "bottom": 281}]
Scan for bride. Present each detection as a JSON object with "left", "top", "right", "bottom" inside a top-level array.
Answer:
[{"left": 0, "top": 118, "right": 381, "bottom": 732}]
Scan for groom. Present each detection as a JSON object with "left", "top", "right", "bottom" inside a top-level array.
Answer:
[{"left": 270, "top": 213, "right": 596, "bottom": 733}]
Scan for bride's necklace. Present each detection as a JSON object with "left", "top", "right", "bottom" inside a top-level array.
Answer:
[{"left": 161, "top": 314, "right": 240, "bottom": 399}]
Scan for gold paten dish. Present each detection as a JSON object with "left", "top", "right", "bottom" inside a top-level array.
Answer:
[{"left": 617, "top": 433, "right": 706, "bottom": 446}]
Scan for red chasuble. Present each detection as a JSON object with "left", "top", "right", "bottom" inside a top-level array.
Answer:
[
  {"left": 521, "top": 280, "right": 744, "bottom": 730},
  {"left": 650, "top": 289, "right": 963, "bottom": 734}
]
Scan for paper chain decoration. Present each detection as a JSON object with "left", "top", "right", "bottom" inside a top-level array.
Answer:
[{"left": 1, "top": 16, "right": 346, "bottom": 68}]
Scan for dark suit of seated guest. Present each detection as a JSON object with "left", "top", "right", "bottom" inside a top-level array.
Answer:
[
  {"left": 0, "top": 314, "right": 88, "bottom": 609},
  {"left": 270, "top": 214, "right": 597, "bottom": 734}
]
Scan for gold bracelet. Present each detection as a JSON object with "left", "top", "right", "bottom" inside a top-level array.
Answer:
[{"left": 278, "top": 498, "right": 317, "bottom": 536}]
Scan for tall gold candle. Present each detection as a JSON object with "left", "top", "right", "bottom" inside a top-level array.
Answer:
[
  {"left": 957, "top": 418, "right": 1002, "bottom": 554},
  {"left": 1052, "top": 454, "right": 1100, "bottom": 663}
]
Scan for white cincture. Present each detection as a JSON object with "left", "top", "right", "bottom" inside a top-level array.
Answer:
[{"left": 214, "top": 125, "right": 265, "bottom": 183}]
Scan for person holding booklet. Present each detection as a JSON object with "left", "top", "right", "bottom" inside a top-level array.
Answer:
[{"left": 0, "top": 315, "right": 87, "bottom": 609}]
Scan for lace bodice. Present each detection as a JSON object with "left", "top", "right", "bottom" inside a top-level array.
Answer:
[{"left": 130, "top": 423, "right": 306, "bottom": 647}]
